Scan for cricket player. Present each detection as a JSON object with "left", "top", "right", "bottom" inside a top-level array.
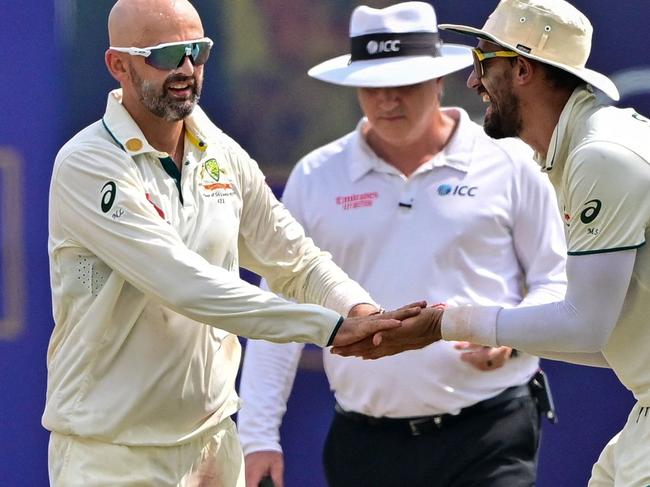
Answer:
[
  {"left": 43, "top": 0, "right": 421, "bottom": 485},
  {"left": 334, "top": 0, "right": 650, "bottom": 485}
]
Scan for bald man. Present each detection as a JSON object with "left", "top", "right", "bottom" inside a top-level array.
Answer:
[{"left": 43, "top": 1, "right": 420, "bottom": 485}]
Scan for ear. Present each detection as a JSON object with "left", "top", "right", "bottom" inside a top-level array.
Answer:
[
  {"left": 105, "top": 49, "right": 129, "bottom": 83},
  {"left": 512, "top": 56, "right": 535, "bottom": 86},
  {"left": 435, "top": 77, "right": 445, "bottom": 101}
]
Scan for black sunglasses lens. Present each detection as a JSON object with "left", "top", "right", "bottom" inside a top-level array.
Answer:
[
  {"left": 145, "top": 42, "right": 212, "bottom": 70},
  {"left": 191, "top": 41, "right": 212, "bottom": 65},
  {"left": 146, "top": 45, "right": 188, "bottom": 70}
]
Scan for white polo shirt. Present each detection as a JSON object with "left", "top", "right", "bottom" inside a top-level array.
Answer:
[
  {"left": 238, "top": 108, "right": 567, "bottom": 454},
  {"left": 43, "top": 89, "right": 374, "bottom": 446}
]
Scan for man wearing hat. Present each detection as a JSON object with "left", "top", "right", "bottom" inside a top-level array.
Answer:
[
  {"left": 238, "top": 2, "right": 567, "bottom": 486},
  {"left": 335, "top": 0, "right": 650, "bottom": 484}
]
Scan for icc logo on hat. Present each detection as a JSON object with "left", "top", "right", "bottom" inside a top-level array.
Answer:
[{"left": 366, "top": 40, "right": 401, "bottom": 55}]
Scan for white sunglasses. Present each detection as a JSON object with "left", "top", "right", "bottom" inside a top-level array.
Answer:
[{"left": 110, "top": 37, "right": 213, "bottom": 70}]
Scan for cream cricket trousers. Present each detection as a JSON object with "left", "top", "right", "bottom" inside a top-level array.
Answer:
[
  {"left": 588, "top": 404, "right": 650, "bottom": 487},
  {"left": 48, "top": 417, "right": 244, "bottom": 487}
]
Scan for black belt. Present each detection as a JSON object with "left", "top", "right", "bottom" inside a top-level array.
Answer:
[{"left": 334, "top": 384, "right": 531, "bottom": 436}]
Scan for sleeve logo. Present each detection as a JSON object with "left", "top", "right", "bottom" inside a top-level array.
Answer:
[
  {"left": 101, "top": 181, "right": 117, "bottom": 213},
  {"left": 580, "top": 199, "right": 602, "bottom": 224}
]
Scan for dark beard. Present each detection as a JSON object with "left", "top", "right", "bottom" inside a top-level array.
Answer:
[
  {"left": 129, "top": 65, "right": 202, "bottom": 122},
  {"left": 483, "top": 90, "right": 522, "bottom": 139}
]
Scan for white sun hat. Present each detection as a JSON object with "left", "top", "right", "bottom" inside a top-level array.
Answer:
[
  {"left": 439, "top": 0, "right": 619, "bottom": 100},
  {"left": 308, "top": 1, "right": 473, "bottom": 88}
]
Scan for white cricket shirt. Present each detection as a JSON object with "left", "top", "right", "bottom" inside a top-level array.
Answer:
[
  {"left": 43, "top": 90, "right": 375, "bottom": 445},
  {"left": 444, "top": 88, "right": 650, "bottom": 404},
  {"left": 238, "top": 108, "right": 567, "bottom": 454}
]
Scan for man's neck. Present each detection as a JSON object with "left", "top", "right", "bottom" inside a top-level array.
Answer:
[
  {"left": 143, "top": 120, "right": 185, "bottom": 168},
  {"left": 365, "top": 111, "right": 458, "bottom": 178},
  {"left": 518, "top": 87, "right": 573, "bottom": 159}
]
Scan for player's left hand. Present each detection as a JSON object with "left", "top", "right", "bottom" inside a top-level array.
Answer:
[{"left": 455, "top": 342, "right": 513, "bottom": 371}]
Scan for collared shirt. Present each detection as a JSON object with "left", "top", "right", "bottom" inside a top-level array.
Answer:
[
  {"left": 43, "top": 89, "right": 373, "bottom": 445},
  {"left": 539, "top": 87, "right": 650, "bottom": 401},
  {"left": 443, "top": 87, "right": 650, "bottom": 404},
  {"left": 237, "top": 108, "right": 567, "bottom": 454}
]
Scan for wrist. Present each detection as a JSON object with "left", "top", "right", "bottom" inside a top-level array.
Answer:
[
  {"left": 347, "top": 303, "right": 380, "bottom": 317},
  {"left": 441, "top": 305, "right": 500, "bottom": 346},
  {"left": 426, "top": 307, "right": 444, "bottom": 342}
]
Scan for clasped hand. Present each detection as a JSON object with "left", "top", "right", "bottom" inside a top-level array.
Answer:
[{"left": 330, "top": 302, "right": 446, "bottom": 359}]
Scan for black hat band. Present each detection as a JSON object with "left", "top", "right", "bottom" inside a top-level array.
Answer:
[{"left": 350, "top": 32, "right": 442, "bottom": 61}]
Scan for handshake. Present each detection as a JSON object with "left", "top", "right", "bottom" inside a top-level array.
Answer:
[{"left": 330, "top": 301, "right": 447, "bottom": 359}]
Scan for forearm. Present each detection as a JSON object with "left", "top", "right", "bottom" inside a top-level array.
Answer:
[
  {"left": 323, "top": 280, "right": 378, "bottom": 317},
  {"left": 443, "top": 251, "right": 635, "bottom": 353},
  {"left": 238, "top": 340, "right": 305, "bottom": 454}
]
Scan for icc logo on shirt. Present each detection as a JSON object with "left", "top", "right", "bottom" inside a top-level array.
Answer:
[
  {"left": 0, "top": 148, "right": 25, "bottom": 340},
  {"left": 437, "top": 184, "right": 478, "bottom": 197}
]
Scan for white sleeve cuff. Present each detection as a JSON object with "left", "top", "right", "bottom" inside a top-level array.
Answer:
[
  {"left": 323, "top": 280, "right": 379, "bottom": 317},
  {"left": 241, "top": 440, "right": 283, "bottom": 457},
  {"left": 441, "top": 305, "right": 501, "bottom": 346}
]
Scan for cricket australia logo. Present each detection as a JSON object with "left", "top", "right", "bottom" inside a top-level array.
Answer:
[
  {"left": 204, "top": 158, "right": 222, "bottom": 182},
  {"left": 200, "top": 158, "right": 234, "bottom": 197}
]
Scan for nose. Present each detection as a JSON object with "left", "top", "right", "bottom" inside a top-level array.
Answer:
[
  {"left": 467, "top": 70, "right": 480, "bottom": 90},
  {"left": 176, "top": 55, "right": 195, "bottom": 76},
  {"left": 376, "top": 88, "right": 399, "bottom": 109}
]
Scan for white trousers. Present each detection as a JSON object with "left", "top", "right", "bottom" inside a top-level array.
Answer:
[
  {"left": 588, "top": 404, "right": 650, "bottom": 487},
  {"left": 48, "top": 417, "right": 244, "bottom": 487}
]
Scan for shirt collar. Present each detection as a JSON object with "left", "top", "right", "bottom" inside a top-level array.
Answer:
[
  {"left": 346, "top": 118, "right": 385, "bottom": 182},
  {"left": 346, "top": 107, "right": 475, "bottom": 182},
  {"left": 536, "top": 85, "right": 597, "bottom": 172},
  {"left": 101, "top": 89, "right": 209, "bottom": 157}
]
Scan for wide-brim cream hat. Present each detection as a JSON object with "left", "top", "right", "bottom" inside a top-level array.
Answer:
[
  {"left": 308, "top": 1, "right": 473, "bottom": 88},
  {"left": 439, "top": 0, "right": 619, "bottom": 100}
]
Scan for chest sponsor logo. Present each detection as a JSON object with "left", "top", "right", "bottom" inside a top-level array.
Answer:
[
  {"left": 335, "top": 192, "right": 378, "bottom": 210},
  {"left": 437, "top": 184, "right": 478, "bottom": 197}
]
